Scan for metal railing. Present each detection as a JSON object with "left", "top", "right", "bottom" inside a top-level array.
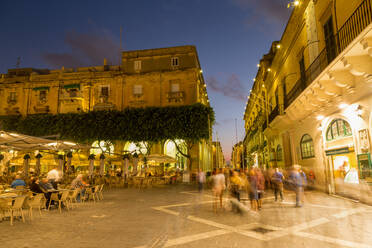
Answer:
[
  {"left": 269, "top": 105, "right": 279, "bottom": 123},
  {"left": 338, "top": 0, "right": 372, "bottom": 51},
  {"left": 284, "top": 0, "right": 371, "bottom": 110}
]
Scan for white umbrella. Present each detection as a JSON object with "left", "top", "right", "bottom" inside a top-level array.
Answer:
[{"left": 146, "top": 154, "right": 177, "bottom": 164}]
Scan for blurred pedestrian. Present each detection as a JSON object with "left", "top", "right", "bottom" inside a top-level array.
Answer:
[
  {"left": 271, "top": 168, "right": 284, "bottom": 202},
  {"left": 198, "top": 169, "right": 206, "bottom": 192},
  {"left": 248, "top": 168, "right": 258, "bottom": 211},
  {"left": 290, "top": 165, "right": 306, "bottom": 207},
  {"left": 212, "top": 168, "right": 225, "bottom": 213},
  {"left": 256, "top": 168, "right": 265, "bottom": 210}
]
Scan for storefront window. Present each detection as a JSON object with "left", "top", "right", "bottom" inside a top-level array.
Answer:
[
  {"left": 301, "top": 134, "right": 315, "bottom": 159},
  {"left": 326, "top": 119, "right": 352, "bottom": 141}
]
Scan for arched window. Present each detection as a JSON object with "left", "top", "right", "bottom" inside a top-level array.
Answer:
[
  {"left": 164, "top": 139, "right": 187, "bottom": 169},
  {"left": 301, "top": 134, "right": 314, "bottom": 159},
  {"left": 276, "top": 145, "right": 283, "bottom": 161},
  {"left": 124, "top": 142, "right": 147, "bottom": 155},
  {"left": 90, "top": 141, "right": 114, "bottom": 155},
  {"left": 326, "top": 119, "right": 352, "bottom": 141}
]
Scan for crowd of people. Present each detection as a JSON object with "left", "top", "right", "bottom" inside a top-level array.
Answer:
[{"left": 198, "top": 165, "right": 312, "bottom": 214}]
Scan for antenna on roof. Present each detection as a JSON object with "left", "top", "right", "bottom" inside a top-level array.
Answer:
[{"left": 16, "top": 57, "right": 21, "bottom": 68}]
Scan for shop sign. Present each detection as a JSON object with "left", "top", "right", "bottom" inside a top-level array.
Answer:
[{"left": 325, "top": 147, "right": 354, "bottom": 156}]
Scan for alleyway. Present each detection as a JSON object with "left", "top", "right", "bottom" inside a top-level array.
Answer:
[{"left": 1, "top": 185, "right": 371, "bottom": 248}]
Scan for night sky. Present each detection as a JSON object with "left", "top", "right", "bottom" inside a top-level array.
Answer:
[{"left": 0, "top": 0, "right": 291, "bottom": 161}]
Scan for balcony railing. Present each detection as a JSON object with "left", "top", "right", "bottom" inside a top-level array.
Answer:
[
  {"left": 338, "top": 0, "right": 372, "bottom": 52},
  {"left": 284, "top": 0, "right": 371, "bottom": 110},
  {"left": 269, "top": 105, "right": 279, "bottom": 123},
  {"left": 167, "top": 91, "right": 185, "bottom": 103}
]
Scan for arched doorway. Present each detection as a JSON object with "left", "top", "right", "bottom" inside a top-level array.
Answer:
[
  {"left": 324, "top": 118, "right": 359, "bottom": 194},
  {"left": 164, "top": 139, "right": 187, "bottom": 170}
]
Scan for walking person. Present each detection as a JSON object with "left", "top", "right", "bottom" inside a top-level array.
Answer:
[
  {"left": 256, "top": 168, "right": 265, "bottom": 210},
  {"left": 290, "top": 165, "right": 306, "bottom": 207},
  {"left": 271, "top": 168, "right": 284, "bottom": 202},
  {"left": 229, "top": 170, "right": 242, "bottom": 213},
  {"left": 248, "top": 168, "right": 258, "bottom": 211},
  {"left": 212, "top": 168, "right": 225, "bottom": 213},
  {"left": 197, "top": 169, "right": 206, "bottom": 192}
]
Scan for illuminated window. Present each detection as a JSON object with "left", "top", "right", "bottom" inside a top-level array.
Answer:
[
  {"left": 91, "top": 141, "right": 114, "bottom": 155},
  {"left": 326, "top": 119, "right": 352, "bottom": 141},
  {"left": 170, "top": 83, "right": 180, "bottom": 92},
  {"left": 133, "top": 85, "right": 143, "bottom": 96},
  {"left": 301, "top": 134, "right": 314, "bottom": 159}
]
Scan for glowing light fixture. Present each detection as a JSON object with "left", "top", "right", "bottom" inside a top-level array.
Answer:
[
  {"left": 64, "top": 141, "right": 76, "bottom": 146},
  {"left": 200, "top": 69, "right": 203, "bottom": 73},
  {"left": 287, "top": 0, "right": 300, "bottom": 8},
  {"left": 257, "top": 64, "right": 260, "bottom": 68},
  {"left": 253, "top": 78, "right": 256, "bottom": 82},
  {"left": 316, "top": 115, "right": 324, "bottom": 120},
  {"left": 339, "top": 103, "right": 348, "bottom": 109},
  {"left": 276, "top": 44, "right": 281, "bottom": 49}
]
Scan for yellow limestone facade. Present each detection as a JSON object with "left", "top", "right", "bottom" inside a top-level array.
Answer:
[
  {"left": 0, "top": 45, "right": 212, "bottom": 173},
  {"left": 243, "top": 0, "right": 372, "bottom": 200}
]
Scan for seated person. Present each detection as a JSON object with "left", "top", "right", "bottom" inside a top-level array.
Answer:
[
  {"left": 11, "top": 175, "right": 26, "bottom": 188},
  {"left": 39, "top": 178, "right": 55, "bottom": 191},
  {"left": 30, "top": 177, "right": 44, "bottom": 194},
  {"left": 71, "top": 174, "right": 89, "bottom": 202},
  {"left": 39, "top": 178, "right": 55, "bottom": 208}
]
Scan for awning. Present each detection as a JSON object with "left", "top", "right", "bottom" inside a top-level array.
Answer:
[
  {"left": 63, "top": 84, "right": 80, "bottom": 89},
  {"left": 146, "top": 154, "right": 177, "bottom": 164},
  {"left": 0, "top": 131, "right": 90, "bottom": 151},
  {"left": 32, "top": 86, "right": 50, "bottom": 91}
]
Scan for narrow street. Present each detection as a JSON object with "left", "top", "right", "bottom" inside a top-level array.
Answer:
[{"left": 1, "top": 185, "right": 371, "bottom": 248}]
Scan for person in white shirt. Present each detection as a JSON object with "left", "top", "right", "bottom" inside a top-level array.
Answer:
[
  {"left": 47, "top": 168, "right": 61, "bottom": 189},
  {"left": 197, "top": 169, "right": 206, "bottom": 192},
  {"left": 212, "top": 168, "right": 226, "bottom": 212}
]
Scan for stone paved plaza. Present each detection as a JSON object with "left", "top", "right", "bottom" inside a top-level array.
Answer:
[{"left": 1, "top": 184, "right": 372, "bottom": 248}]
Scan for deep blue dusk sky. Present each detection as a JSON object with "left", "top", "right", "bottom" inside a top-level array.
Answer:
[{"left": 0, "top": 0, "right": 291, "bottom": 161}]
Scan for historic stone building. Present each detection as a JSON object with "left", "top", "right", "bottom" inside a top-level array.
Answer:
[
  {"left": 243, "top": 0, "right": 372, "bottom": 199},
  {"left": 0, "top": 45, "right": 212, "bottom": 173},
  {"left": 211, "top": 141, "right": 225, "bottom": 169}
]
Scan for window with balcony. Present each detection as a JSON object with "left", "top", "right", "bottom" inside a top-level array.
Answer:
[
  {"left": 134, "top": 60, "right": 141, "bottom": 71},
  {"left": 170, "top": 83, "right": 180, "bottom": 92},
  {"left": 7, "top": 92, "right": 17, "bottom": 105},
  {"left": 326, "top": 119, "right": 352, "bottom": 141},
  {"left": 323, "top": 16, "right": 337, "bottom": 63},
  {"left": 39, "top": 90, "right": 47, "bottom": 103},
  {"left": 301, "top": 134, "right": 315, "bottom": 159},
  {"left": 69, "top": 88, "right": 78, "bottom": 98}
]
